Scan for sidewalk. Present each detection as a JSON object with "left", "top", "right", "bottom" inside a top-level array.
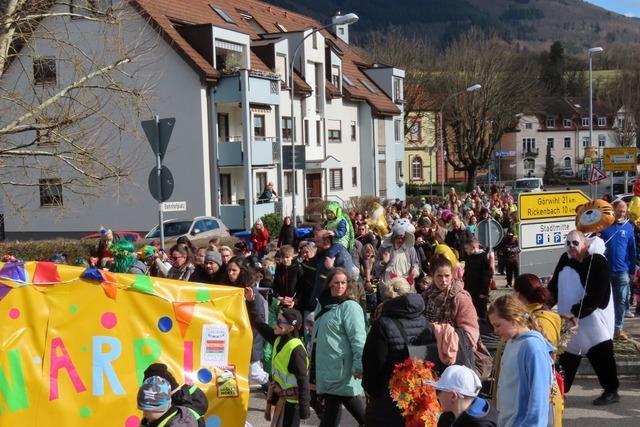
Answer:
[{"left": 492, "top": 273, "right": 640, "bottom": 375}]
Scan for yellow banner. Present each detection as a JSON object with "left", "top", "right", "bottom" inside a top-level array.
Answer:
[{"left": 0, "top": 262, "right": 251, "bottom": 427}]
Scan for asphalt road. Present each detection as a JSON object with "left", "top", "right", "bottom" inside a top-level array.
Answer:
[{"left": 246, "top": 375, "right": 640, "bottom": 426}]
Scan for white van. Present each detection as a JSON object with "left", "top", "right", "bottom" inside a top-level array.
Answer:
[{"left": 512, "top": 177, "right": 544, "bottom": 197}]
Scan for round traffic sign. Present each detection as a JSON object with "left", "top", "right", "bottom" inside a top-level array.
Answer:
[
  {"left": 148, "top": 166, "right": 174, "bottom": 202},
  {"left": 476, "top": 218, "right": 504, "bottom": 249}
]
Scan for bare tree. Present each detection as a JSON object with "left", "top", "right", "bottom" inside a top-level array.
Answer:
[
  {"left": 0, "top": 0, "right": 157, "bottom": 210},
  {"left": 432, "top": 31, "right": 541, "bottom": 191},
  {"left": 363, "top": 27, "right": 437, "bottom": 136},
  {"left": 603, "top": 64, "right": 640, "bottom": 149}
]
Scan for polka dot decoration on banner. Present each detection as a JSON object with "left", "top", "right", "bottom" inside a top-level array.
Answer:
[
  {"left": 33, "top": 356, "right": 41, "bottom": 365},
  {"left": 69, "top": 304, "right": 79, "bottom": 314},
  {"left": 101, "top": 312, "right": 117, "bottom": 329},
  {"left": 80, "top": 407, "right": 91, "bottom": 418},
  {"left": 158, "top": 316, "right": 173, "bottom": 333},
  {"left": 124, "top": 415, "right": 140, "bottom": 427},
  {"left": 205, "top": 415, "right": 222, "bottom": 427},
  {"left": 197, "top": 368, "right": 212, "bottom": 384},
  {"left": 8, "top": 308, "right": 20, "bottom": 319},
  {"left": 196, "top": 289, "right": 211, "bottom": 303},
  {"left": 81, "top": 345, "right": 89, "bottom": 352}
]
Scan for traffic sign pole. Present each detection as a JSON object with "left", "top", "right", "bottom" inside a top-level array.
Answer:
[{"left": 154, "top": 116, "right": 165, "bottom": 250}]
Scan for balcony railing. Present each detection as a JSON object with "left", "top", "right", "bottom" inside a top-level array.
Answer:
[
  {"left": 215, "top": 72, "right": 280, "bottom": 105},
  {"left": 218, "top": 137, "right": 279, "bottom": 166},
  {"left": 220, "top": 202, "right": 276, "bottom": 230},
  {"left": 522, "top": 148, "right": 539, "bottom": 158}
]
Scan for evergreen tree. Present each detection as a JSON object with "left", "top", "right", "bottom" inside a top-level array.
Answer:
[{"left": 539, "top": 41, "right": 565, "bottom": 95}]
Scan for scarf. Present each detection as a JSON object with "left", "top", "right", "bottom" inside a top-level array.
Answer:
[{"left": 423, "top": 280, "right": 464, "bottom": 326}]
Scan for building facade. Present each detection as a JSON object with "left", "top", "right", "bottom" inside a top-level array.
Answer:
[{"left": 0, "top": 0, "right": 404, "bottom": 237}]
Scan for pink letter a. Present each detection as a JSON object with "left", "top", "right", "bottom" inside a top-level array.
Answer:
[{"left": 49, "top": 337, "right": 86, "bottom": 400}]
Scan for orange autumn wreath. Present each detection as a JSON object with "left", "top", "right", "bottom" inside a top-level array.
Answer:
[{"left": 389, "top": 359, "right": 441, "bottom": 427}]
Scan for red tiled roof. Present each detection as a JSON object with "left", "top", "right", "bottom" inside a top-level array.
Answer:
[
  {"left": 133, "top": 0, "right": 400, "bottom": 115},
  {"left": 133, "top": 0, "right": 219, "bottom": 82}
]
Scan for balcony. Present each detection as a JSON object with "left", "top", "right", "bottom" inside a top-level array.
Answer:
[
  {"left": 218, "top": 137, "right": 279, "bottom": 167},
  {"left": 215, "top": 71, "right": 280, "bottom": 105},
  {"left": 522, "top": 148, "right": 539, "bottom": 158},
  {"left": 220, "top": 202, "right": 276, "bottom": 230}
]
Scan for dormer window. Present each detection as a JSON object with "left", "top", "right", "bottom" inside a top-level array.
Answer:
[
  {"left": 546, "top": 118, "right": 555, "bottom": 128},
  {"left": 597, "top": 117, "right": 607, "bottom": 127},
  {"left": 236, "top": 8, "right": 265, "bottom": 33},
  {"left": 563, "top": 119, "right": 572, "bottom": 128},
  {"left": 215, "top": 40, "right": 245, "bottom": 72},
  {"left": 331, "top": 65, "right": 341, "bottom": 91},
  {"left": 393, "top": 77, "right": 403, "bottom": 103},
  {"left": 275, "top": 22, "right": 287, "bottom": 32},
  {"left": 582, "top": 117, "right": 590, "bottom": 126}
]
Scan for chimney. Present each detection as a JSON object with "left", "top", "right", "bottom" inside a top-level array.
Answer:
[{"left": 331, "top": 10, "right": 349, "bottom": 44}]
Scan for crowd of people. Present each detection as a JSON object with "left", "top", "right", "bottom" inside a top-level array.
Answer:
[{"left": 17, "top": 184, "right": 636, "bottom": 427}]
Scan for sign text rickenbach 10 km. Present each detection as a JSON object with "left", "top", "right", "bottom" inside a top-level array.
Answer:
[{"left": 518, "top": 190, "right": 590, "bottom": 221}]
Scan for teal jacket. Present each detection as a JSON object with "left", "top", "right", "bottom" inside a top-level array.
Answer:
[{"left": 313, "top": 299, "right": 366, "bottom": 396}]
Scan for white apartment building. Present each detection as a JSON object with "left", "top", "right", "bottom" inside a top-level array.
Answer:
[
  {"left": 498, "top": 97, "right": 626, "bottom": 181},
  {"left": 0, "top": 0, "right": 404, "bottom": 237}
]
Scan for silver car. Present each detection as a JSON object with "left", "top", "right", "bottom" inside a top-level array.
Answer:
[{"left": 144, "top": 216, "right": 230, "bottom": 248}]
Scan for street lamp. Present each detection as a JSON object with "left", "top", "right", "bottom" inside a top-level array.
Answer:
[
  {"left": 289, "top": 13, "right": 359, "bottom": 227},
  {"left": 438, "top": 84, "right": 482, "bottom": 198},
  {"left": 588, "top": 46, "right": 603, "bottom": 198}
]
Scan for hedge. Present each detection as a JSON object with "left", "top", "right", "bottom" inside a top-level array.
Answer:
[{"left": 0, "top": 239, "right": 97, "bottom": 264}]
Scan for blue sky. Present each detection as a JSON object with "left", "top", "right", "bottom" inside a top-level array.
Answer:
[{"left": 587, "top": 0, "right": 640, "bottom": 17}]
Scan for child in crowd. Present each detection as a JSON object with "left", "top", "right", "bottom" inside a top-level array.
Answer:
[
  {"left": 245, "top": 287, "right": 311, "bottom": 427},
  {"left": 137, "top": 376, "right": 199, "bottom": 427},
  {"left": 272, "top": 245, "right": 303, "bottom": 309}
]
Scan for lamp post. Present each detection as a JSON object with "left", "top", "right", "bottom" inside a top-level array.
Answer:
[
  {"left": 288, "top": 13, "right": 358, "bottom": 227},
  {"left": 588, "top": 46, "right": 603, "bottom": 198},
  {"left": 438, "top": 84, "right": 481, "bottom": 198}
]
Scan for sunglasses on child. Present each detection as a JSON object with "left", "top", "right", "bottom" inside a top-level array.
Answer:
[{"left": 565, "top": 239, "right": 581, "bottom": 247}]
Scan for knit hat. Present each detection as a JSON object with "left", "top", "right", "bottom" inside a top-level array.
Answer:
[
  {"left": 425, "top": 365, "right": 481, "bottom": 397},
  {"left": 137, "top": 376, "right": 172, "bottom": 412},
  {"left": 204, "top": 251, "right": 222, "bottom": 266},
  {"left": 418, "top": 217, "right": 432, "bottom": 228},
  {"left": 143, "top": 363, "right": 179, "bottom": 390}
]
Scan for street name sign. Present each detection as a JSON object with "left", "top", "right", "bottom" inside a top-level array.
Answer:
[
  {"left": 162, "top": 201, "right": 187, "bottom": 212},
  {"left": 518, "top": 190, "right": 590, "bottom": 221},
  {"left": 603, "top": 147, "right": 637, "bottom": 172},
  {"left": 519, "top": 218, "right": 575, "bottom": 250}
]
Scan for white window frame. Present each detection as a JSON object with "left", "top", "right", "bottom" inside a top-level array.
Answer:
[
  {"left": 411, "top": 157, "right": 423, "bottom": 180},
  {"left": 546, "top": 118, "right": 555, "bottom": 128},
  {"left": 563, "top": 119, "right": 572, "bottom": 128},
  {"left": 564, "top": 137, "right": 571, "bottom": 149},
  {"left": 597, "top": 117, "right": 607, "bottom": 127},
  {"left": 329, "top": 169, "right": 343, "bottom": 190}
]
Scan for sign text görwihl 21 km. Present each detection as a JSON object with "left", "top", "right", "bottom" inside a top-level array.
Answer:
[{"left": 518, "top": 190, "right": 590, "bottom": 221}]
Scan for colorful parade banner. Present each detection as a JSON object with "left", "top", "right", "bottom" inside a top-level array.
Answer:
[{"left": 0, "top": 262, "right": 252, "bottom": 427}]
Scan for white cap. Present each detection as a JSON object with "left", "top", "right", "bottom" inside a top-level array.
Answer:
[{"left": 424, "top": 365, "right": 482, "bottom": 397}]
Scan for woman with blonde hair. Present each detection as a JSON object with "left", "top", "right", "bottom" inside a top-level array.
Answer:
[
  {"left": 488, "top": 294, "right": 554, "bottom": 427},
  {"left": 250, "top": 218, "right": 270, "bottom": 258}
]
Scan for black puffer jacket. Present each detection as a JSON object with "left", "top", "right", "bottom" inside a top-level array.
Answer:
[{"left": 362, "top": 293, "right": 428, "bottom": 427}]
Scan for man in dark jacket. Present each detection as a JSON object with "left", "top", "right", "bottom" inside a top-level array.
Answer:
[
  {"left": 463, "top": 236, "right": 493, "bottom": 319},
  {"left": 362, "top": 292, "right": 427, "bottom": 427},
  {"left": 189, "top": 251, "right": 224, "bottom": 284},
  {"left": 426, "top": 365, "right": 497, "bottom": 427}
]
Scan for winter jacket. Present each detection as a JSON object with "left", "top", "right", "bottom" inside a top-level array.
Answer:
[
  {"left": 437, "top": 397, "right": 498, "bottom": 427},
  {"left": 312, "top": 292, "right": 366, "bottom": 396},
  {"left": 167, "top": 263, "right": 195, "bottom": 281},
  {"left": 140, "top": 406, "right": 198, "bottom": 427},
  {"left": 601, "top": 221, "right": 637, "bottom": 274},
  {"left": 298, "top": 258, "right": 318, "bottom": 312},
  {"left": 246, "top": 285, "right": 267, "bottom": 363},
  {"left": 277, "top": 224, "right": 297, "bottom": 247},
  {"left": 363, "top": 293, "right": 427, "bottom": 427},
  {"left": 189, "top": 266, "right": 225, "bottom": 284},
  {"left": 312, "top": 244, "right": 357, "bottom": 302},
  {"left": 250, "top": 227, "right": 270, "bottom": 256},
  {"left": 497, "top": 331, "right": 554, "bottom": 427},
  {"left": 272, "top": 261, "right": 304, "bottom": 299},
  {"left": 463, "top": 251, "right": 492, "bottom": 298},
  {"left": 445, "top": 228, "right": 468, "bottom": 260},
  {"left": 171, "top": 384, "right": 208, "bottom": 427}
]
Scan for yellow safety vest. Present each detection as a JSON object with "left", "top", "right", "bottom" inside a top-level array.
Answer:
[{"left": 271, "top": 336, "right": 308, "bottom": 404}]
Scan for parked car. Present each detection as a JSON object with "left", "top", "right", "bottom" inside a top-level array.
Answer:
[
  {"left": 556, "top": 168, "right": 574, "bottom": 178},
  {"left": 613, "top": 193, "right": 634, "bottom": 205},
  {"left": 144, "top": 216, "right": 230, "bottom": 248},
  {"left": 80, "top": 230, "right": 143, "bottom": 242},
  {"left": 611, "top": 172, "right": 637, "bottom": 194}
]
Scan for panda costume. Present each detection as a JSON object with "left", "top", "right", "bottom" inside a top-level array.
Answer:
[{"left": 548, "top": 235, "right": 619, "bottom": 405}]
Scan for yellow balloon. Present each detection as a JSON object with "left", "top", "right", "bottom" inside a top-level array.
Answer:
[
  {"left": 367, "top": 202, "right": 389, "bottom": 237},
  {"left": 629, "top": 196, "right": 640, "bottom": 223},
  {"left": 434, "top": 243, "right": 458, "bottom": 268}
]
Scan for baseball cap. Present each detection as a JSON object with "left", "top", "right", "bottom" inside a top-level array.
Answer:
[
  {"left": 137, "top": 376, "right": 172, "bottom": 412},
  {"left": 424, "top": 365, "right": 481, "bottom": 397}
]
